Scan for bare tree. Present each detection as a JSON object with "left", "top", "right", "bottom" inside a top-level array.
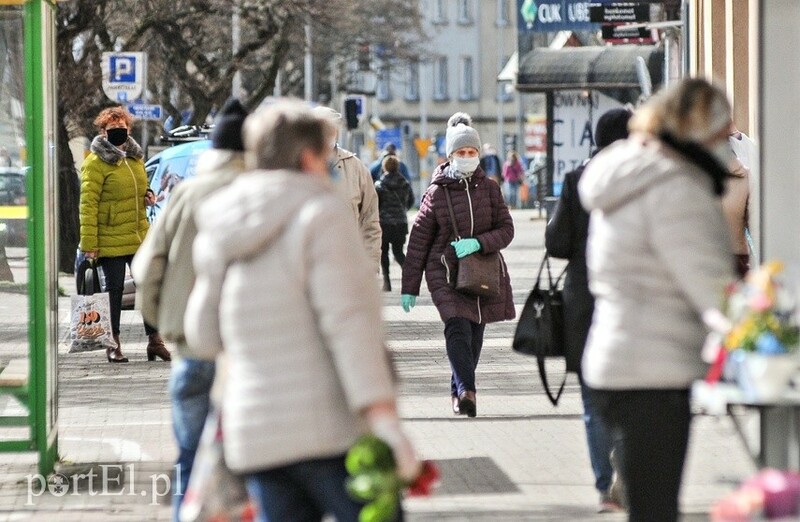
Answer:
[{"left": 54, "top": 0, "right": 424, "bottom": 272}]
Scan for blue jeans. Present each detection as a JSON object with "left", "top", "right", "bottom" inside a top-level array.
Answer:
[
  {"left": 169, "top": 358, "right": 216, "bottom": 522},
  {"left": 444, "top": 317, "right": 485, "bottom": 397},
  {"left": 503, "top": 181, "right": 520, "bottom": 208},
  {"left": 246, "top": 455, "right": 400, "bottom": 522},
  {"left": 580, "top": 382, "right": 615, "bottom": 493}
]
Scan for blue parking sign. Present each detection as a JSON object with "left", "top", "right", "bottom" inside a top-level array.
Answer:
[
  {"left": 376, "top": 128, "right": 402, "bottom": 152},
  {"left": 110, "top": 56, "right": 137, "bottom": 83}
]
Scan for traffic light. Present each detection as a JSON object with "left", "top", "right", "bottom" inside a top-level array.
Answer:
[
  {"left": 358, "top": 44, "right": 371, "bottom": 71},
  {"left": 344, "top": 99, "right": 360, "bottom": 130}
]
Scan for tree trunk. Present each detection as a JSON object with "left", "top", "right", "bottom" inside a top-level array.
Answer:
[{"left": 57, "top": 107, "right": 80, "bottom": 274}]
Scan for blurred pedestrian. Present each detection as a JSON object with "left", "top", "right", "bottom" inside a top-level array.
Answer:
[
  {"left": 479, "top": 143, "right": 503, "bottom": 186},
  {"left": 79, "top": 106, "right": 170, "bottom": 363},
  {"left": 184, "top": 100, "right": 420, "bottom": 521},
  {"left": 314, "top": 106, "right": 382, "bottom": 269},
  {"left": 729, "top": 123, "right": 757, "bottom": 172},
  {"left": 545, "top": 107, "right": 632, "bottom": 514},
  {"left": 578, "top": 78, "right": 736, "bottom": 521},
  {"left": 132, "top": 98, "right": 249, "bottom": 522},
  {"left": 722, "top": 155, "right": 750, "bottom": 278},
  {"left": 401, "top": 112, "right": 515, "bottom": 418},
  {"left": 375, "top": 155, "right": 413, "bottom": 292},
  {"left": 370, "top": 142, "right": 411, "bottom": 182},
  {"left": 502, "top": 150, "right": 524, "bottom": 208},
  {"left": 724, "top": 122, "right": 755, "bottom": 278}
]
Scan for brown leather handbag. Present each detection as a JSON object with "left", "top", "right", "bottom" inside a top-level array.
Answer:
[{"left": 443, "top": 188, "right": 502, "bottom": 298}]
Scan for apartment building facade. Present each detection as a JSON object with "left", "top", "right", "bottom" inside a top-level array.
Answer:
[{"left": 369, "top": 0, "right": 520, "bottom": 172}]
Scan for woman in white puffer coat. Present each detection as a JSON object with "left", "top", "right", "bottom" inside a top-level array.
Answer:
[
  {"left": 184, "top": 100, "right": 420, "bottom": 521},
  {"left": 578, "top": 78, "right": 736, "bottom": 522}
]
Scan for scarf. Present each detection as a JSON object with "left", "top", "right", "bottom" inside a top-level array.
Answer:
[
  {"left": 658, "top": 132, "right": 728, "bottom": 196},
  {"left": 443, "top": 164, "right": 474, "bottom": 181},
  {"left": 90, "top": 135, "right": 144, "bottom": 165}
]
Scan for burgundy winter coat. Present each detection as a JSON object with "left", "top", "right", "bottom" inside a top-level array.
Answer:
[{"left": 402, "top": 163, "right": 515, "bottom": 324}]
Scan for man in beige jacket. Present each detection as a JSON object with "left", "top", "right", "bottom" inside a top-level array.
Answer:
[
  {"left": 313, "top": 106, "right": 382, "bottom": 267},
  {"left": 131, "top": 98, "right": 248, "bottom": 521}
]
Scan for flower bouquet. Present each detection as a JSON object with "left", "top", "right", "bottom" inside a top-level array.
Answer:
[
  {"left": 345, "top": 435, "right": 440, "bottom": 522},
  {"left": 707, "top": 262, "right": 800, "bottom": 400}
]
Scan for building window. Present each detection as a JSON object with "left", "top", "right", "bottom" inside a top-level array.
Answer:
[
  {"left": 496, "top": 0, "right": 510, "bottom": 26},
  {"left": 376, "top": 66, "right": 392, "bottom": 102},
  {"left": 405, "top": 61, "right": 420, "bottom": 101},
  {"left": 459, "top": 56, "right": 474, "bottom": 100},
  {"left": 457, "top": 0, "right": 473, "bottom": 25},
  {"left": 433, "top": 56, "right": 449, "bottom": 101},
  {"left": 432, "top": 0, "right": 448, "bottom": 24}
]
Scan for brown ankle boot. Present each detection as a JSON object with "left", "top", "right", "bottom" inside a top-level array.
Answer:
[
  {"left": 146, "top": 333, "right": 171, "bottom": 362},
  {"left": 107, "top": 334, "right": 129, "bottom": 363}
]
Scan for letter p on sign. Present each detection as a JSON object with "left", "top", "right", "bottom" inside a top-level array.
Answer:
[{"left": 110, "top": 56, "right": 136, "bottom": 83}]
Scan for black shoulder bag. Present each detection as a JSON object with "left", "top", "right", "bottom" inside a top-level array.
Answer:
[{"left": 512, "top": 253, "right": 567, "bottom": 405}]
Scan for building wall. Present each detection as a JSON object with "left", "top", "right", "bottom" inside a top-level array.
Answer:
[
  {"left": 689, "top": 0, "right": 753, "bottom": 134},
  {"left": 371, "top": 0, "right": 519, "bottom": 164}
]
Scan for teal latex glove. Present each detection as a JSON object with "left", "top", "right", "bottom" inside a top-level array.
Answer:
[
  {"left": 450, "top": 238, "right": 481, "bottom": 258},
  {"left": 401, "top": 294, "right": 416, "bottom": 313}
]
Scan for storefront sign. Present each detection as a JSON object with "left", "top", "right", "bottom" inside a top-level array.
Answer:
[
  {"left": 601, "top": 24, "right": 654, "bottom": 43},
  {"left": 518, "top": 0, "right": 612, "bottom": 33},
  {"left": 551, "top": 90, "right": 622, "bottom": 195},
  {"left": 589, "top": 3, "right": 650, "bottom": 23}
]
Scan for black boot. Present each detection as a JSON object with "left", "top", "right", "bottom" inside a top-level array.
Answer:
[{"left": 382, "top": 274, "right": 391, "bottom": 292}]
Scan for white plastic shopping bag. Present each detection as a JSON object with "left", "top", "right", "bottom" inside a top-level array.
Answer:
[
  {"left": 69, "top": 260, "right": 117, "bottom": 353},
  {"left": 180, "top": 410, "right": 253, "bottom": 522}
]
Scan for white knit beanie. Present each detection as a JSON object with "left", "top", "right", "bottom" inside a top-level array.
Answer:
[{"left": 446, "top": 123, "right": 481, "bottom": 157}]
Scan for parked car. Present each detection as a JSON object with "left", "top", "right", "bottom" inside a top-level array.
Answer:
[
  {"left": 145, "top": 139, "right": 211, "bottom": 223},
  {"left": 0, "top": 167, "right": 27, "bottom": 246}
]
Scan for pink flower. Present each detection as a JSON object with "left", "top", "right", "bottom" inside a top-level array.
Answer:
[{"left": 749, "top": 293, "right": 773, "bottom": 312}]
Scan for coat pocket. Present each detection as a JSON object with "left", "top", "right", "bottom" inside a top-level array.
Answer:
[{"left": 97, "top": 202, "right": 112, "bottom": 227}]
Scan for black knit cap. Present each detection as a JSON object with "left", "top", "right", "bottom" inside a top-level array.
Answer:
[
  {"left": 595, "top": 108, "right": 632, "bottom": 150},
  {"left": 211, "top": 98, "right": 248, "bottom": 151}
]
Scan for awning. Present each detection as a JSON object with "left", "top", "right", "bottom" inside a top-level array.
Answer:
[
  {"left": 517, "top": 45, "right": 664, "bottom": 92},
  {"left": 497, "top": 51, "right": 518, "bottom": 83}
]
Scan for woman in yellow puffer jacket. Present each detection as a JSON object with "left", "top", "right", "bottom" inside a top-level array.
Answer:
[{"left": 79, "top": 106, "right": 170, "bottom": 363}]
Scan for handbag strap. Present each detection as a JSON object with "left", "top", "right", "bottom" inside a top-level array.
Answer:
[
  {"left": 79, "top": 259, "right": 101, "bottom": 296},
  {"left": 443, "top": 188, "right": 462, "bottom": 241},
  {"left": 534, "top": 252, "right": 567, "bottom": 406},
  {"left": 538, "top": 356, "right": 567, "bottom": 406},
  {"left": 536, "top": 252, "right": 567, "bottom": 290}
]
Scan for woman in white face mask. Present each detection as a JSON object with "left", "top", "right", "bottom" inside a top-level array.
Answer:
[{"left": 400, "top": 112, "right": 516, "bottom": 418}]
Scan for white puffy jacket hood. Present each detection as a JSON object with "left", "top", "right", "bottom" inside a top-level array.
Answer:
[
  {"left": 194, "top": 170, "right": 328, "bottom": 266},
  {"left": 579, "top": 137, "right": 685, "bottom": 213}
]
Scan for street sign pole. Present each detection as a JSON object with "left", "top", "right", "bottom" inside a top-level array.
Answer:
[{"left": 142, "top": 54, "right": 148, "bottom": 155}]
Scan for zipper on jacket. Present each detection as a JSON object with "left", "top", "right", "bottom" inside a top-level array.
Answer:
[
  {"left": 462, "top": 178, "right": 480, "bottom": 320},
  {"left": 463, "top": 179, "right": 475, "bottom": 236},
  {"left": 124, "top": 158, "right": 143, "bottom": 241}
]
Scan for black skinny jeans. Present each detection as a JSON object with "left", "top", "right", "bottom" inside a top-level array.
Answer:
[
  {"left": 590, "top": 388, "right": 692, "bottom": 522},
  {"left": 380, "top": 223, "right": 407, "bottom": 279},
  {"left": 98, "top": 255, "right": 156, "bottom": 337},
  {"left": 444, "top": 317, "right": 485, "bottom": 397}
]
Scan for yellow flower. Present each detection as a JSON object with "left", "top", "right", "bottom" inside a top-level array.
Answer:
[{"left": 725, "top": 319, "right": 755, "bottom": 349}]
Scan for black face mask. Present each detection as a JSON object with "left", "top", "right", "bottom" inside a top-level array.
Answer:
[{"left": 106, "top": 128, "right": 128, "bottom": 147}]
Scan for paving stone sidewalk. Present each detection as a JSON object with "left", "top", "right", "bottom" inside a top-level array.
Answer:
[{"left": 0, "top": 209, "right": 755, "bottom": 521}]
